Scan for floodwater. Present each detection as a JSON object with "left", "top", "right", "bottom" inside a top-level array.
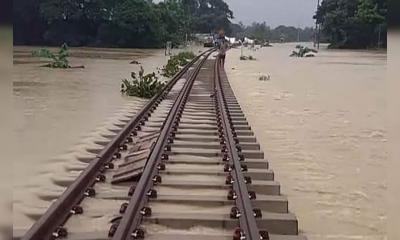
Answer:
[
  {"left": 226, "top": 43, "right": 387, "bottom": 240},
  {"left": 11, "top": 43, "right": 388, "bottom": 240},
  {"left": 12, "top": 46, "right": 175, "bottom": 229}
]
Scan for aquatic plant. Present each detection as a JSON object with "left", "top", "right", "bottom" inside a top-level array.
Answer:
[
  {"left": 130, "top": 60, "right": 140, "bottom": 65},
  {"left": 259, "top": 74, "right": 271, "bottom": 81},
  {"left": 121, "top": 66, "right": 165, "bottom": 99},
  {"left": 240, "top": 55, "right": 256, "bottom": 61},
  {"left": 162, "top": 51, "right": 196, "bottom": 77},
  {"left": 262, "top": 42, "right": 273, "bottom": 47},
  {"left": 32, "top": 43, "right": 71, "bottom": 68},
  {"left": 290, "top": 45, "right": 318, "bottom": 57}
]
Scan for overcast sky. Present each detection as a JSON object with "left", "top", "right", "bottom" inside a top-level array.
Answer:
[{"left": 224, "top": 0, "right": 318, "bottom": 28}]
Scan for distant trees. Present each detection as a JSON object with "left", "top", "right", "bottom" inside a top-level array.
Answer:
[
  {"left": 19, "top": 0, "right": 387, "bottom": 49},
  {"left": 14, "top": 0, "right": 233, "bottom": 48},
  {"left": 0, "top": 0, "right": 12, "bottom": 24},
  {"left": 182, "top": 0, "right": 233, "bottom": 34},
  {"left": 230, "top": 22, "right": 315, "bottom": 43},
  {"left": 103, "top": 0, "right": 187, "bottom": 48},
  {"left": 37, "top": 0, "right": 109, "bottom": 46},
  {"left": 389, "top": 0, "right": 400, "bottom": 26},
  {"left": 315, "top": 0, "right": 387, "bottom": 48},
  {"left": 14, "top": 0, "right": 47, "bottom": 45}
]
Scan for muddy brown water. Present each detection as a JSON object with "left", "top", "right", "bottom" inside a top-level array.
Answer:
[
  {"left": 12, "top": 44, "right": 387, "bottom": 240},
  {"left": 226, "top": 43, "right": 387, "bottom": 240},
  {"left": 12, "top": 46, "right": 176, "bottom": 229}
]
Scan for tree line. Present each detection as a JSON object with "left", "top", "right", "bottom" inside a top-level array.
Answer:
[
  {"left": 14, "top": 0, "right": 234, "bottom": 48},
  {"left": 230, "top": 22, "right": 315, "bottom": 43},
  {"left": 389, "top": 0, "right": 400, "bottom": 27},
  {"left": 14, "top": 0, "right": 387, "bottom": 49},
  {"left": 315, "top": 0, "right": 387, "bottom": 48},
  {"left": 0, "top": 0, "right": 12, "bottom": 25},
  {"left": 14, "top": 0, "right": 313, "bottom": 48}
]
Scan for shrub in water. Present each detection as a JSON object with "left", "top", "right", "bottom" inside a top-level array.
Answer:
[
  {"left": 240, "top": 55, "right": 256, "bottom": 61},
  {"left": 32, "top": 43, "right": 70, "bottom": 68},
  {"left": 121, "top": 66, "right": 166, "bottom": 99},
  {"left": 162, "top": 51, "right": 196, "bottom": 77},
  {"left": 290, "top": 45, "right": 318, "bottom": 57},
  {"left": 176, "top": 51, "right": 196, "bottom": 60},
  {"left": 32, "top": 43, "right": 84, "bottom": 68},
  {"left": 259, "top": 74, "right": 270, "bottom": 81}
]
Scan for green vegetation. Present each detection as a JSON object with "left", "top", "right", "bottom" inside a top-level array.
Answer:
[
  {"left": 231, "top": 22, "right": 315, "bottom": 43},
  {"left": 162, "top": 51, "right": 196, "bottom": 77},
  {"left": 389, "top": 0, "right": 400, "bottom": 26},
  {"left": 290, "top": 45, "right": 318, "bottom": 57},
  {"left": 14, "top": 0, "right": 386, "bottom": 50},
  {"left": 315, "top": 0, "right": 387, "bottom": 49},
  {"left": 259, "top": 75, "right": 271, "bottom": 81},
  {"left": 183, "top": 0, "right": 233, "bottom": 34},
  {"left": 32, "top": 43, "right": 71, "bottom": 68},
  {"left": 262, "top": 42, "right": 273, "bottom": 47},
  {"left": 121, "top": 67, "right": 165, "bottom": 99},
  {"left": 122, "top": 51, "right": 195, "bottom": 98},
  {"left": 14, "top": 0, "right": 233, "bottom": 48},
  {"left": 240, "top": 55, "right": 256, "bottom": 61}
]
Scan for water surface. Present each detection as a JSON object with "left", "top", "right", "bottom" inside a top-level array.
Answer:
[
  {"left": 226, "top": 43, "right": 387, "bottom": 240},
  {"left": 12, "top": 47, "right": 170, "bottom": 228},
  {"left": 12, "top": 44, "right": 388, "bottom": 239}
]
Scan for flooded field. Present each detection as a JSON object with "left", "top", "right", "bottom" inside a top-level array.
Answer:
[
  {"left": 12, "top": 46, "right": 174, "bottom": 228},
  {"left": 12, "top": 43, "right": 387, "bottom": 240},
  {"left": 226, "top": 43, "right": 387, "bottom": 240}
]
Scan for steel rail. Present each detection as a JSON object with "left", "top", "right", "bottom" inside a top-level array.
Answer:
[
  {"left": 22, "top": 48, "right": 214, "bottom": 240},
  {"left": 111, "top": 50, "right": 215, "bottom": 240},
  {"left": 214, "top": 60, "right": 262, "bottom": 240}
]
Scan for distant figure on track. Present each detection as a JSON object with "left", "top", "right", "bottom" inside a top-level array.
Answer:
[{"left": 217, "top": 31, "right": 229, "bottom": 67}]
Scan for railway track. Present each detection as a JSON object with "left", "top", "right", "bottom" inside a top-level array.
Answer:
[{"left": 19, "top": 49, "right": 306, "bottom": 240}]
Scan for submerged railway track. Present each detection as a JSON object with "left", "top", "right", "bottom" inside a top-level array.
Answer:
[{"left": 19, "top": 49, "right": 306, "bottom": 240}]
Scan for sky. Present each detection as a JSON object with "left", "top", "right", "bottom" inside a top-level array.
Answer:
[{"left": 223, "top": 0, "right": 318, "bottom": 28}]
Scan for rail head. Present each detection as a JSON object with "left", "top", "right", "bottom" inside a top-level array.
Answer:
[
  {"left": 21, "top": 48, "right": 214, "bottom": 240},
  {"left": 214, "top": 59, "right": 266, "bottom": 240},
  {"left": 111, "top": 50, "right": 215, "bottom": 240}
]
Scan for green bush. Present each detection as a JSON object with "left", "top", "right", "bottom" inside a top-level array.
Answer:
[
  {"left": 162, "top": 51, "right": 196, "bottom": 77},
  {"left": 121, "top": 66, "right": 165, "bottom": 99},
  {"left": 32, "top": 43, "right": 70, "bottom": 68},
  {"left": 290, "top": 45, "right": 318, "bottom": 57},
  {"left": 240, "top": 55, "right": 256, "bottom": 61}
]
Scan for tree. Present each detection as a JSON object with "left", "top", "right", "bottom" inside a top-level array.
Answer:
[
  {"left": 230, "top": 22, "right": 246, "bottom": 39},
  {"left": 15, "top": 0, "right": 316, "bottom": 48},
  {"left": 357, "top": 0, "right": 385, "bottom": 24},
  {"left": 388, "top": 0, "right": 400, "bottom": 26},
  {"left": 0, "top": 0, "right": 12, "bottom": 24},
  {"left": 13, "top": 0, "right": 47, "bottom": 45},
  {"left": 155, "top": 0, "right": 190, "bottom": 46},
  {"left": 230, "top": 22, "right": 315, "bottom": 43},
  {"left": 14, "top": 0, "right": 209, "bottom": 48},
  {"left": 273, "top": 25, "right": 299, "bottom": 41},
  {"left": 246, "top": 22, "right": 272, "bottom": 41},
  {"left": 111, "top": 0, "right": 160, "bottom": 47},
  {"left": 182, "top": 0, "right": 234, "bottom": 34},
  {"left": 35, "top": 0, "right": 113, "bottom": 46},
  {"left": 316, "top": 0, "right": 387, "bottom": 48}
]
